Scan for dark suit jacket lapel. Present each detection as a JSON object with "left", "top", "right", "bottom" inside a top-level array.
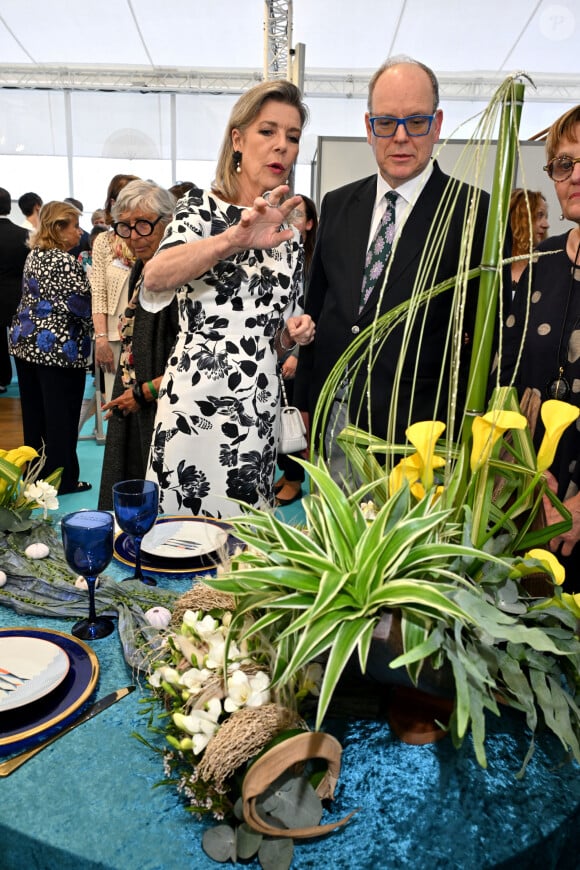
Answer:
[{"left": 346, "top": 176, "right": 376, "bottom": 318}]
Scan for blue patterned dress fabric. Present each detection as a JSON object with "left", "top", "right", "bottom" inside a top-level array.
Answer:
[{"left": 359, "top": 190, "right": 398, "bottom": 312}]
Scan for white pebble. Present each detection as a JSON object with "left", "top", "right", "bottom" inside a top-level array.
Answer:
[
  {"left": 145, "top": 606, "right": 172, "bottom": 629},
  {"left": 0, "top": 571, "right": 6, "bottom": 587},
  {"left": 24, "top": 542, "right": 50, "bottom": 559},
  {"left": 74, "top": 575, "right": 100, "bottom": 590}
]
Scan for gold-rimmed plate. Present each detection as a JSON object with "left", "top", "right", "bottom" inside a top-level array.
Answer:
[
  {"left": 0, "top": 636, "right": 70, "bottom": 712},
  {"left": 113, "top": 515, "right": 237, "bottom": 576},
  {"left": 0, "top": 627, "right": 99, "bottom": 754}
]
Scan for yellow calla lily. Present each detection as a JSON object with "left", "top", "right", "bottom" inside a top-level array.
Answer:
[
  {"left": 3, "top": 446, "right": 38, "bottom": 467},
  {"left": 536, "top": 400, "right": 580, "bottom": 472},
  {"left": 405, "top": 421, "right": 446, "bottom": 490},
  {"left": 470, "top": 410, "right": 527, "bottom": 471},
  {"left": 388, "top": 454, "right": 420, "bottom": 497},
  {"left": 525, "top": 548, "right": 565, "bottom": 586},
  {"left": 0, "top": 446, "right": 39, "bottom": 502},
  {"left": 388, "top": 451, "right": 445, "bottom": 497}
]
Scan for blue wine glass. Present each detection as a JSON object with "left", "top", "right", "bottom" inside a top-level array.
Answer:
[
  {"left": 112, "top": 479, "right": 159, "bottom": 586},
  {"left": 61, "top": 510, "right": 115, "bottom": 640}
]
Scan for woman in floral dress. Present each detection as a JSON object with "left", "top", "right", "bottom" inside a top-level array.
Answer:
[
  {"left": 142, "top": 80, "right": 315, "bottom": 518},
  {"left": 9, "top": 201, "right": 93, "bottom": 494}
]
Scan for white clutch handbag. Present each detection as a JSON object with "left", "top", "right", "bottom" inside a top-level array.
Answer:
[{"left": 278, "top": 377, "right": 307, "bottom": 455}]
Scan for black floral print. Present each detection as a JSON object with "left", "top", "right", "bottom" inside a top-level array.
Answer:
[{"left": 143, "top": 186, "right": 304, "bottom": 518}]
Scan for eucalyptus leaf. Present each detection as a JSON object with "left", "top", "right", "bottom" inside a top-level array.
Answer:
[
  {"left": 236, "top": 822, "right": 262, "bottom": 860},
  {"left": 258, "top": 836, "right": 294, "bottom": 870},
  {"left": 202, "top": 824, "right": 237, "bottom": 863},
  {"left": 256, "top": 772, "right": 322, "bottom": 828}
]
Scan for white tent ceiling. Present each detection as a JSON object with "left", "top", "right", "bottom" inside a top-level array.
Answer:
[
  {"left": 0, "top": 0, "right": 578, "bottom": 81},
  {"left": 0, "top": 0, "right": 579, "bottom": 210}
]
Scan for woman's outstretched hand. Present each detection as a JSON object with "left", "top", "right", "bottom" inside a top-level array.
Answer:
[{"left": 231, "top": 185, "right": 303, "bottom": 252}]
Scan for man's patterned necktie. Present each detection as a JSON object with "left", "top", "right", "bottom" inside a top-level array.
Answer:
[{"left": 359, "top": 190, "right": 398, "bottom": 311}]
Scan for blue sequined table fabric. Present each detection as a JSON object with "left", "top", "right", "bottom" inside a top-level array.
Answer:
[{"left": 1, "top": 572, "right": 580, "bottom": 870}]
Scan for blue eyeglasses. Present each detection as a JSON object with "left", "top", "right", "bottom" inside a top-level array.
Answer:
[{"left": 369, "top": 115, "right": 435, "bottom": 138}]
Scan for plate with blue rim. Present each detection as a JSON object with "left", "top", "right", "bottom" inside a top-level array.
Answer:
[
  {"left": 0, "top": 635, "right": 70, "bottom": 713},
  {"left": 113, "top": 515, "right": 239, "bottom": 576},
  {"left": 0, "top": 627, "right": 99, "bottom": 755}
]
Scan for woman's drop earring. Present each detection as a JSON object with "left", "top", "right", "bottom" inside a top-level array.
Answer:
[{"left": 233, "top": 151, "right": 242, "bottom": 174}]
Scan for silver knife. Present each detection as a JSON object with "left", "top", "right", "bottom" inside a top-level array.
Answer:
[{"left": 0, "top": 685, "right": 135, "bottom": 777}]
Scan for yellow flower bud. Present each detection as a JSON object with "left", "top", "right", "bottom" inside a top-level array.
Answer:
[
  {"left": 536, "top": 400, "right": 580, "bottom": 472},
  {"left": 405, "top": 421, "right": 446, "bottom": 490},
  {"left": 470, "top": 410, "right": 527, "bottom": 471},
  {"left": 525, "top": 548, "right": 565, "bottom": 586}
]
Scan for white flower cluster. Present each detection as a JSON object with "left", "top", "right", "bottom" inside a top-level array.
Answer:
[
  {"left": 149, "top": 608, "right": 271, "bottom": 755},
  {"left": 23, "top": 480, "right": 59, "bottom": 518}
]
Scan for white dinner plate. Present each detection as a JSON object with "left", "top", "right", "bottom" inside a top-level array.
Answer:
[
  {"left": 0, "top": 636, "right": 70, "bottom": 713},
  {"left": 141, "top": 517, "right": 229, "bottom": 561}
]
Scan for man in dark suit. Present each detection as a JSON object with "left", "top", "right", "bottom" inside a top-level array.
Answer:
[
  {"left": 294, "top": 56, "right": 491, "bottom": 470},
  {"left": 0, "top": 187, "right": 29, "bottom": 391}
]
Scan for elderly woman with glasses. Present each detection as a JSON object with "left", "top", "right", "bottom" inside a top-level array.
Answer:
[
  {"left": 97, "top": 180, "right": 178, "bottom": 510},
  {"left": 501, "top": 105, "right": 580, "bottom": 591}
]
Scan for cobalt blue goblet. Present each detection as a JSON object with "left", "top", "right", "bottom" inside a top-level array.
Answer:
[
  {"left": 61, "top": 510, "right": 115, "bottom": 640},
  {"left": 112, "top": 479, "right": 159, "bottom": 586}
]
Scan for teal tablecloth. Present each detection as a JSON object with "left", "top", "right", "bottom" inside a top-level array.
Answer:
[{"left": 1, "top": 563, "right": 580, "bottom": 869}]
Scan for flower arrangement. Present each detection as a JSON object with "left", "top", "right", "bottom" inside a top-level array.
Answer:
[
  {"left": 140, "top": 583, "right": 332, "bottom": 868},
  {"left": 0, "top": 446, "right": 61, "bottom": 532},
  {"left": 203, "top": 395, "right": 580, "bottom": 771}
]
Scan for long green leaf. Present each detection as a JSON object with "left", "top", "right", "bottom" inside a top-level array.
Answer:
[
  {"left": 365, "top": 580, "right": 473, "bottom": 621},
  {"left": 315, "top": 618, "right": 377, "bottom": 729}
]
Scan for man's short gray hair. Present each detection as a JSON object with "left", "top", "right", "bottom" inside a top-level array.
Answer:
[{"left": 367, "top": 55, "right": 440, "bottom": 113}]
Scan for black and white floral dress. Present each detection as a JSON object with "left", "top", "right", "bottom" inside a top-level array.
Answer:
[{"left": 140, "top": 186, "right": 304, "bottom": 519}]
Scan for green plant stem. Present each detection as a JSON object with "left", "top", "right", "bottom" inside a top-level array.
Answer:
[
  {"left": 478, "top": 471, "right": 570, "bottom": 549},
  {"left": 463, "top": 79, "right": 524, "bottom": 423}
]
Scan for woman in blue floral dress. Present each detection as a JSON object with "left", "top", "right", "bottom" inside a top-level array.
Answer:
[
  {"left": 10, "top": 201, "right": 93, "bottom": 494},
  {"left": 142, "top": 80, "right": 315, "bottom": 518}
]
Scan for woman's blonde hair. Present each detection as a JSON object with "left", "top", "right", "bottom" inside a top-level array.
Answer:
[
  {"left": 213, "top": 79, "right": 308, "bottom": 203},
  {"left": 31, "top": 200, "right": 81, "bottom": 251}
]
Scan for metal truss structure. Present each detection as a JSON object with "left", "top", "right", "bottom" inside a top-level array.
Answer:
[
  {"left": 263, "top": 0, "right": 292, "bottom": 81},
  {"left": 0, "top": 64, "right": 579, "bottom": 104}
]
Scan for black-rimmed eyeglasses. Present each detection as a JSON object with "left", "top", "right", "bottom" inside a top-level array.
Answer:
[
  {"left": 543, "top": 155, "right": 580, "bottom": 182},
  {"left": 368, "top": 114, "right": 435, "bottom": 138},
  {"left": 113, "top": 215, "right": 163, "bottom": 238}
]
